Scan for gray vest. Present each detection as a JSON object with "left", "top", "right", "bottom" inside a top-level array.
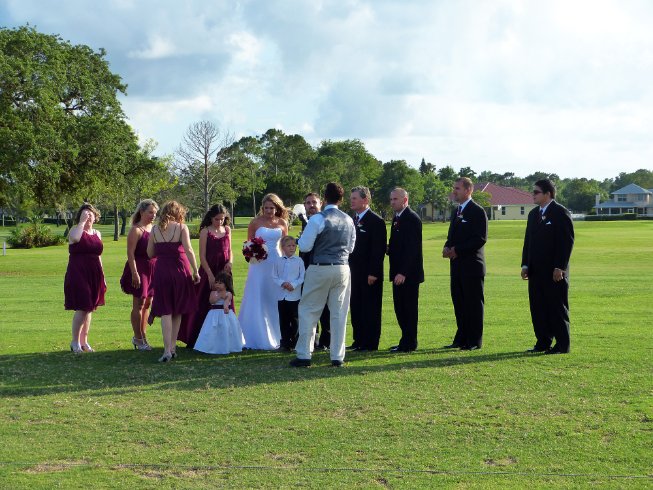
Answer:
[{"left": 311, "top": 207, "right": 353, "bottom": 265}]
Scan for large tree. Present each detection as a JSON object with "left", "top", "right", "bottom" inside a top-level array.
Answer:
[
  {"left": 559, "top": 178, "right": 607, "bottom": 213},
  {"left": 611, "top": 169, "right": 653, "bottom": 191},
  {"left": 175, "top": 120, "right": 235, "bottom": 213},
  {"left": 226, "top": 135, "right": 266, "bottom": 217},
  {"left": 310, "top": 139, "right": 382, "bottom": 205},
  {"left": 0, "top": 25, "right": 133, "bottom": 211},
  {"left": 258, "top": 129, "right": 315, "bottom": 203},
  {"left": 422, "top": 172, "right": 449, "bottom": 221},
  {"left": 377, "top": 160, "right": 424, "bottom": 216}
]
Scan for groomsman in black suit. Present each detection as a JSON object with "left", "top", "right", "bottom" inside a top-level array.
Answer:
[
  {"left": 387, "top": 187, "right": 424, "bottom": 352},
  {"left": 521, "top": 179, "right": 575, "bottom": 354},
  {"left": 348, "top": 186, "right": 387, "bottom": 351},
  {"left": 298, "top": 192, "right": 330, "bottom": 350},
  {"left": 443, "top": 177, "right": 488, "bottom": 350}
]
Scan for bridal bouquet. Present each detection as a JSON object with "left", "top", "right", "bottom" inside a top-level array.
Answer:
[{"left": 242, "top": 237, "right": 268, "bottom": 263}]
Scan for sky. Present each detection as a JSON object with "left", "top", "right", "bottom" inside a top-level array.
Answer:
[{"left": 2, "top": 0, "right": 653, "bottom": 180}]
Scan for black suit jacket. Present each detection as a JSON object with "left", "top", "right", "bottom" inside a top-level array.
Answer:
[
  {"left": 299, "top": 214, "right": 312, "bottom": 270},
  {"left": 349, "top": 209, "right": 387, "bottom": 279},
  {"left": 388, "top": 206, "right": 424, "bottom": 285},
  {"left": 445, "top": 200, "right": 488, "bottom": 277},
  {"left": 521, "top": 200, "right": 574, "bottom": 276}
]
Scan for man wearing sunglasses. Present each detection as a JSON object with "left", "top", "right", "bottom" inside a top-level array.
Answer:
[{"left": 521, "top": 179, "right": 575, "bottom": 354}]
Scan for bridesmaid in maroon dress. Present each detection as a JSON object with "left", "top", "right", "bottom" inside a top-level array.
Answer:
[
  {"left": 178, "top": 204, "right": 234, "bottom": 348},
  {"left": 64, "top": 203, "right": 106, "bottom": 354},
  {"left": 147, "top": 201, "right": 200, "bottom": 362},
  {"left": 120, "top": 199, "right": 159, "bottom": 351}
]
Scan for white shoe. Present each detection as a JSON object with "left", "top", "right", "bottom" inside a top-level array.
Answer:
[{"left": 70, "top": 342, "right": 83, "bottom": 354}]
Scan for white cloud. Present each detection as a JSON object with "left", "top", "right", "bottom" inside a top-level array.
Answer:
[
  {"left": 128, "top": 35, "right": 177, "bottom": 59},
  {"left": 3, "top": 0, "right": 653, "bottom": 179}
]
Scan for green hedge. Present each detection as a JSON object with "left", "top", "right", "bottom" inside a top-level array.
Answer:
[{"left": 585, "top": 213, "right": 644, "bottom": 221}]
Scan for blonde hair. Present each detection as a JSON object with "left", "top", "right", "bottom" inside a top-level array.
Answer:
[
  {"left": 259, "top": 193, "right": 289, "bottom": 221},
  {"left": 131, "top": 199, "right": 159, "bottom": 225},
  {"left": 158, "top": 201, "right": 186, "bottom": 230},
  {"left": 280, "top": 235, "right": 297, "bottom": 248}
]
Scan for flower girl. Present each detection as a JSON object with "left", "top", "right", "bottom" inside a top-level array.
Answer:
[{"left": 194, "top": 272, "right": 244, "bottom": 354}]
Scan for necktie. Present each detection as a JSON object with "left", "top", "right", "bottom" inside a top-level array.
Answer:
[
  {"left": 354, "top": 215, "right": 359, "bottom": 226},
  {"left": 538, "top": 208, "right": 544, "bottom": 223},
  {"left": 456, "top": 206, "right": 462, "bottom": 218}
]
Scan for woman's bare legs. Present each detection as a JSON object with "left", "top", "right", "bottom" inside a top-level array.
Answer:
[{"left": 72, "top": 310, "right": 91, "bottom": 352}]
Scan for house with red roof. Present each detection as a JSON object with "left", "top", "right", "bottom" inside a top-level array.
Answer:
[{"left": 421, "top": 182, "right": 536, "bottom": 221}]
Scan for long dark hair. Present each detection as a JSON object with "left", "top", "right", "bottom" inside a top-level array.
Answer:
[
  {"left": 199, "top": 204, "right": 231, "bottom": 230},
  {"left": 214, "top": 271, "right": 234, "bottom": 296}
]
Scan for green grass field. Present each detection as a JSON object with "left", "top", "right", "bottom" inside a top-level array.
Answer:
[{"left": 0, "top": 220, "right": 651, "bottom": 488}]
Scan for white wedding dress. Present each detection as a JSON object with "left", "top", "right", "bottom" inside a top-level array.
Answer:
[{"left": 238, "top": 227, "right": 283, "bottom": 350}]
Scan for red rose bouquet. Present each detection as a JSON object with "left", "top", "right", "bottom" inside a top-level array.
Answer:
[{"left": 242, "top": 237, "right": 268, "bottom": 263}]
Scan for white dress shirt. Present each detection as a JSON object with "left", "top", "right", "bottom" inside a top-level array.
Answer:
[
  {"left": 272, "top": 255, "right": 305, "bottom": 301},
  {"left": 297, "top": 204, "right": 356, "bottom": 254}
]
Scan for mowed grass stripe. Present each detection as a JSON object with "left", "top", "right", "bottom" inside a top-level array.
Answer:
[{"left": 0, "top": 220, "right": 651, "bottom": 488}]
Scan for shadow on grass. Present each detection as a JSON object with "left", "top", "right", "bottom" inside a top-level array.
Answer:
[{"left": 0, "top": 346, "right": 535, "bottom": 398}]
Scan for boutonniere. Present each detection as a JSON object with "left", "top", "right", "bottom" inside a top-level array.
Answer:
[
  {"left": 392, "top": 220, "right": 400, "bottom": 230},
  {"left": 356, "top": 222, "right": 363, "bottom": 229},
  {"left": 541, "top": 215, "right": 546, "bottom": 221}
]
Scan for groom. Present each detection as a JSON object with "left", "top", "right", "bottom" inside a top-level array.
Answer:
[{"left": 290, "top": 182, "right": 356, "bottom": 367}]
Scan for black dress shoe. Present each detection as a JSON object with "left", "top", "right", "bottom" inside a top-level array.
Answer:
[
  {"left": 391, "top": 346, "right": 415, "bottom": 353},
  {"left": 331, "top": 360, "right": 344, "bottom": 367},
  {"left": 388, "top": 345, "right": 399, "bottom": 351},
  {"left": 346, "top": 344, "right": 358, "bottom": 350},
  {"left": 545, "top": 346, "right": 569, "bottom": 355},
  {"left": 460, "top": 345, "right": 480, "bottom": 351},
  {"left": 526, "top": 346, "right": 549, "bottom": 353},
  {"left": 289, "top": 358, "right": 312, "bottom": 367},
  {"left": 443, "top": 343, "right": 461, "bottom": 349}
]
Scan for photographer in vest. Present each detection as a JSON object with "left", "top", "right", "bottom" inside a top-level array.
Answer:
[{"left": 290, "top": 182, "right": 356, "bottom": 368}]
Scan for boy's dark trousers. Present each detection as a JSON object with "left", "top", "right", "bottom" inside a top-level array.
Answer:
[{"left": 278, "top": 299, "right": 300, "bottom": 349}]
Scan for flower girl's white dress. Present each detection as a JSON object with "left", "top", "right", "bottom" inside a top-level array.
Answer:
[{"left": 194, "top": 298, "right": 244, "bottom": 354}]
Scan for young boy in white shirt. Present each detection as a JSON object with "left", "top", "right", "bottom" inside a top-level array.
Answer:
[{"left": 272, "top": 236, "right": 305, "bottom": 350}]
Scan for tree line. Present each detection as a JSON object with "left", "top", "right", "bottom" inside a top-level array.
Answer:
[{"left": 2, "top": 26, "right": 652, "bottom": 238}]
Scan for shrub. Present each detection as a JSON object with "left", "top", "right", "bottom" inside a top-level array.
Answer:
[
  {"left": 189, "top": 224, "right": 201, "bottom": 239},
  {"left": 7, "top": 220, "right": 66, "bottom": 248}
]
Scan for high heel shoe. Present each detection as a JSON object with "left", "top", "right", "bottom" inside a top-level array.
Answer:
[
  {"left": 141, "top": 337, "right": 152, "bottom": 351},
  {"left": 70, "top": 342, "right": 83, "bottom": 354},
  {"left": 158, "top": 353, "right": 173, "bottom": 363},
  {"left": 81, "top": 343, "right": 95, "bottom": 353},
  {"left": 132, "top": 337, "right": 151, "bottom": 351}
]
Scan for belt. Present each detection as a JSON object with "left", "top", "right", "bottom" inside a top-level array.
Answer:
[{"left": 313, "top": 262, "right": 346, "bottom": 266}]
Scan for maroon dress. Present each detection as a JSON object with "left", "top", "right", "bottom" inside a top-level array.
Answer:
[
  {"left": 64, "top": 232, "right": 106, "bottom": 311},
  {"left": 178, "top": 228, "right": 231, "bottom": 346},
  {"left": 119, "top": 229, "right": 156, "bottom": 298},
  {"left": 149, "top": 241, "right": 196, "bottom": 318}
]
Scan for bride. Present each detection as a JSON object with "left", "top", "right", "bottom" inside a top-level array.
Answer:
[{"left": 239, "top": 193, "right": 288, "bottom": 349}]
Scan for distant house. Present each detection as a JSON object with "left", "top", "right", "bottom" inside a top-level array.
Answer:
[
  {"left": 421, "top": 182, "right": 536, "bottom": 221},
  {"left": 594, "top": 184, "right": 653, "bottom": 216}
]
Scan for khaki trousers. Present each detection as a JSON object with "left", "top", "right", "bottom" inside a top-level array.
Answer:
[{"left": 296, "top": 265, "right": 351, "bottom": 361}]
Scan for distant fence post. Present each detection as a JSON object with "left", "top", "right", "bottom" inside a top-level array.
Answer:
[{"left": 2, "top": 241, "right": 6, "bottom": 256}]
